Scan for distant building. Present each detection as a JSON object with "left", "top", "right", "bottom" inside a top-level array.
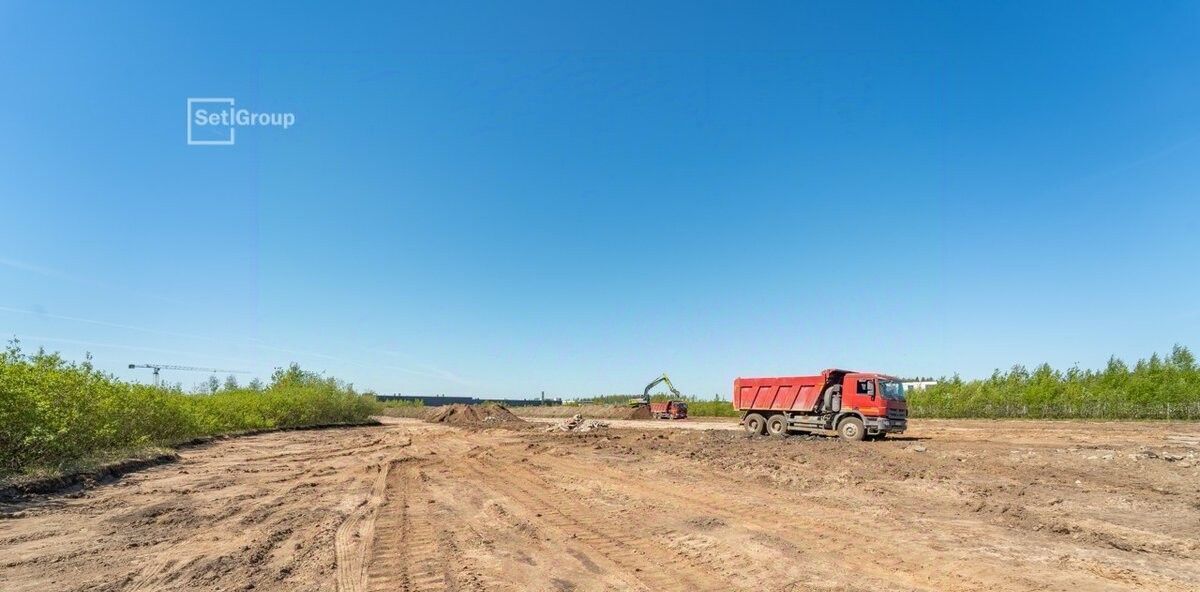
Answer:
[{"left": 902, "top": 381, "right": 938, "bottom": 392}]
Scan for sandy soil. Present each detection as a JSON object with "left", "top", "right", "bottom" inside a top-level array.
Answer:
[{"left": 2, "top": 418, "right": 1198, "bottom": 591}]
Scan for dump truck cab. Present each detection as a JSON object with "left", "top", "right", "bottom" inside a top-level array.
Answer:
[
  {"left": 734, "top": 369, "right": 908, "bottom": 440},
  {"left": 826, "top": 369, "right": 908, "bottom": 438}
]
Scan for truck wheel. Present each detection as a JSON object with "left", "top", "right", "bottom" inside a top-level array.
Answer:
[
  {"left": 766, "top": 414, "right": 787, "bottom": 437},
  {"left": 744, "top": 413, "right": 766, "bottom": 436},
  {"left": 838, "top": 417, "right": 865, "bottom": 441}
]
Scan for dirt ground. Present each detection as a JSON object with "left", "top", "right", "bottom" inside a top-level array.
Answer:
[{"left": 2, "top": 418, "right": 1198, "bottom": 592}]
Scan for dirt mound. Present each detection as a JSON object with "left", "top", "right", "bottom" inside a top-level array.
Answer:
[
  {"left": 424, "top": 404, "right": 525, "bottom": 425},
  {"left": 627, "top": 404, "right": 653, "bottom": 419}
]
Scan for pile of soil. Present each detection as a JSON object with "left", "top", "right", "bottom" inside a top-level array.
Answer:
[
  {"left": 627, "top": 404, "right": 653, "bottom": 420},
  {"left": 424, "top": 404, "right": 526, "bottom": 425}
]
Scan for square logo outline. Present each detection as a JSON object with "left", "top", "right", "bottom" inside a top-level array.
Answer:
[{"left": 187, "top": 98, "right": 236, "bottom": 145}]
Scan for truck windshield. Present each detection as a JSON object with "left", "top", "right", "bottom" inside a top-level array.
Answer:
[{"left": 879, "top": 381, "right": 906, "bottom": 400}]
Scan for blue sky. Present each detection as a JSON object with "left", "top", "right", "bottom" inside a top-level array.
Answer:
[{"left": 1, "top": 1, "right": 1197, "bottom": 397}]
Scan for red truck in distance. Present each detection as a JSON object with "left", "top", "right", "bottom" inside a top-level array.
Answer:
[
  {"left": 734, "top": 369, "right": 907, "bottom": 440},
  {"left": 648, "top": 400, "right": 688, "bottom": 419}
]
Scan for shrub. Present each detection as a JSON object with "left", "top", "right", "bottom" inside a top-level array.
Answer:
[
  {"left": 907, "top": 345, "right": 1200, "bottom": 420},
  {"left": 0, "top": 343, "right": 379, "bottom": 478}
]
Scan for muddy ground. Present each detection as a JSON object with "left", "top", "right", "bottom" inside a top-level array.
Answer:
[{"left": 2, "top": 418, "right": 1198, "bottom": 591}]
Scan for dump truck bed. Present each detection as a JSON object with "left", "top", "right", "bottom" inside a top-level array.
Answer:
[
  {"left": 649, "top": 401, "right": 688, "bottom": 419},
  {"left": 734, "top": 375, "right": 827, "bottom": 412}
]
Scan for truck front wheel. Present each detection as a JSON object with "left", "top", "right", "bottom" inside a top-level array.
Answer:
[
  {"left": 838, "top": 417, "right": 865, "bottom": 441},
  {"left": 744, "top": 413, "right": 767, "bottom": 436},
  {"left": 766, "top": 414, "right": 788, "bottom": 437}
]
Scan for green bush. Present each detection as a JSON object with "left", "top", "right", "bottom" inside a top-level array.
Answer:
[
  {"left": 0, "top": 342, "right": 379, "bottom": 478},
  {"left": 682, "top": 399, "right": 740, "bottom": 417},
  {"left": 376, "top": 398, "right": 428, "bottom": 418},
  {"left": 908, "top": 345, "right": 1200, "bottom": 420}
]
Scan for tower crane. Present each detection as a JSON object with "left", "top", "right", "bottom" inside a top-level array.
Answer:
[{"left": 128, "top": 363, "right": 249, "bottom": 387}]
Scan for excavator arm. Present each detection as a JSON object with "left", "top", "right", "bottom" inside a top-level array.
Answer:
[{"left": 640, "top": 373, "right": 682, "bottom": 402}]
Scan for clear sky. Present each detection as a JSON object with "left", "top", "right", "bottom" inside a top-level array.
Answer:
[{"left": 1, "top": 1, "right": 1197, "bottom": 397}]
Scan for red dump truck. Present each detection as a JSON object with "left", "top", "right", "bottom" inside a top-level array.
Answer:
[
  {"left": 734, "top": 369, "right": 907, "bottom": 440},
  {"left": 649, "top": 400, "right": 688, "bottom": 419}
]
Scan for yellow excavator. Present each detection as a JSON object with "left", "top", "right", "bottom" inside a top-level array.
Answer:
[{"left": 629, "top": 373, "right": 689, "bottom": 419}]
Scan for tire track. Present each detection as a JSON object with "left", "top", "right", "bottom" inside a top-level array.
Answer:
[
  {"left": 366, "top": 464, "right": 454, "bottom": 592},
  {"left": 465, "top": 458, "right": 731, "bottom": 592},
  {"left": 531, "top": 453, "right": 905, "bottom": 589},
  {"left": 657, "top": 529, "right": 792, "bottom": 590},
  {"left": 335, "top": 460, "right": 394, "bottom": 592},
  {"left": 125, "top": 555, "right": 182, "bottom": 592},
  {"left": 501, "top": 451, "right": 801, "bottom": 585},
  {"left": 524, "top": 443, "right": 1070, "bottom": 592}
]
